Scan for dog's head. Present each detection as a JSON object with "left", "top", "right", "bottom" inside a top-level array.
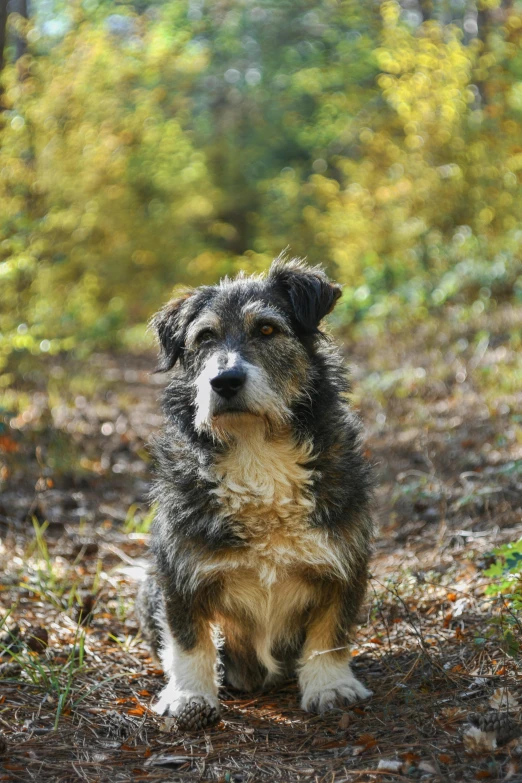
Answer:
[{"left": 151, "top": 258, "right": 342, "bottom": 440}]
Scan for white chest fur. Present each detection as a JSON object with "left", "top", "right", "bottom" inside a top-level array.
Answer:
[
  {"left": 211, "top": 427, "right": 314, "bottom": 538},
  {"left": 207, "top": 423, "right": 347, "bottom": 580}
]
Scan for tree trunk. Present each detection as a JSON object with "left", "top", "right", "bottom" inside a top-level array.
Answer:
[
  {"left": 13, "top": 0, "right": 28, "bottom": 61},
  {"left": 0, "top": 0, "right": 8, "bottom": 72}
]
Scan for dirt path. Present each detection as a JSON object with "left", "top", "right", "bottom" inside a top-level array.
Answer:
[{"left": 1, "top": 308, "right": 521, "bottom": 782}]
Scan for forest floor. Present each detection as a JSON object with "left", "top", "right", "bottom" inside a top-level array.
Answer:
[{"left": 1, "top": 302, "right": 521, "bottom": 783}]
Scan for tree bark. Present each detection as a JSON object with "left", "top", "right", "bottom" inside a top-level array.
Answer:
[
  {"left": 0, "top": 0, "right": 8, "bottom": 72},
  {"left": 13, "top": 0, "right": 28, "bottom": 61}
]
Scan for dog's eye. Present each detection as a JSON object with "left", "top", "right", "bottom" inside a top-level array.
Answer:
[
  {"left": 259, "top": 324, "right": 275, "bottom": 337},
  {"left": 196, "top": 329, "right": 215, "bottom": 344}
]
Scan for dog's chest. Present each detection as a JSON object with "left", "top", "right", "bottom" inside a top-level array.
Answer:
[{"left": 210, "top": 433, "right": 315, "bottom": 558}]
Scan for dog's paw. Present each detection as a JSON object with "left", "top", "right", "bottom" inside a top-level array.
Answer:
[
  {"left": 300, "top": 672, "right": 372, "bottom": 714},
  {"left": 153, "top": 688, "right": 221, "bottom": 729}
]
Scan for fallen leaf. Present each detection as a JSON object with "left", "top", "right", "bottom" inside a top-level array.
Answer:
[
  {"left": 357, "top": 733, "right": 377, "bottom": 749},
  {"left": 418, "top": 760, "right": 437, "bottom": 773},
  {"left": 312, "top": 739, "right": 347, "bottom": 749},
  {"left": 338, "top": 712, "right": 352, "bottom": 730},
  {"left": 128, "top": 706, "right": 146, "bottom": 716},
  {"left": 144, "top": 754, "right": 193, "bottom": 768},
  {"left": 377, "top": 759, "right": 402, "bottom": 771},
  {"left": 158, "top": 718, "right": 176, "bottom": 733},
  {"left": 489, "top": 688, "right": 520, "bottom": 712},
  {"left": 401, "top": 752, "right": 420, "bottom": 765}
]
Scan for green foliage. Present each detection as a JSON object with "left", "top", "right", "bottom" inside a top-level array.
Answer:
[
  {"left": 481, "top": 539, "right": 522, "bottom": 657},
  {"left": 123, "top": 502, "right": 156, "bottom": 535},
  {"left": 485, "top": 539, "right": 522, "bottom": 610},
  {"left": 475, "top": 615, "right": 520, "bottom": 658},
  {"left": 0, "top": 611, "right": 88, "bottom": 729},
  {"left": 1, "top": 0, "right": 522, "bottom": 367}
]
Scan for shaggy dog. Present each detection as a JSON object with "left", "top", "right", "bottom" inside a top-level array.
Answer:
[{"left": 136, "top": 258, "right": 374, "bottom": 729}]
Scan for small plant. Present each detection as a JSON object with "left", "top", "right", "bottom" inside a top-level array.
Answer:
[
  {"left": 479, "top": 540, "right": 522, "bottom": 657},
  {"left": 0, "top": 615, "right": 87, "bottom": 729},
  {"left": 21, "top": 518, "right": 80, "bottom": 610},
  {"left": 123, "top": 503, "right": 155, "bottom": 536},
  {"left": 485, "top": 539, "right": 522, "bottom": 609}
]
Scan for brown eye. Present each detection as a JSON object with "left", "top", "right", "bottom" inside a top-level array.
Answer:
[
  {"left": 259, "top": 324, "right": 274, "bottom": 336},
  {"left": 197, "top": 329, "right": 215, "bottom": 344}
]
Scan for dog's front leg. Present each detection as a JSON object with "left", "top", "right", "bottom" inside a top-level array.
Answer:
[
  {"left": 153, "top": 589, "right": 220, "bottom": 726},
  {"left": 298, "top": 584, "right": 372, "bottom": 714}
]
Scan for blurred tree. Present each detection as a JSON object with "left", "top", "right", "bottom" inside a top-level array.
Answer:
[
  {"left": 11, "top": 0, "right": 29, "bottom": 60},
  {"left": 0, "top": 0, "right": 521, "bottom": 368},
  {"left": 0, "top": 0, "right": 8, "bottom": 72}
]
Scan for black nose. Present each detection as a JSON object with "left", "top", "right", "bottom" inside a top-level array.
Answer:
[{"left": 210, "top": 369, "right": 246, "bottom": 399}]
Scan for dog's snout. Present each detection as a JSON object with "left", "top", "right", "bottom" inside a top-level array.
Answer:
[{"left": 210, "top": 369, "right": 246, "bottom": 399}]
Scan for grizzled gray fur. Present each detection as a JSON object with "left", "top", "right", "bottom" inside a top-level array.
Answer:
[{"left": 136, "top": 257, "right": 374, "bottom": 726}]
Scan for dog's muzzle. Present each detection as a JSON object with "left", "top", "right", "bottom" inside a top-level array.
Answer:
[{"left": 194, "top": 352, "right": 288, "bottom": 435}]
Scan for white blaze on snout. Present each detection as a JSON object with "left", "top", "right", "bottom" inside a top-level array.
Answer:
[
  {"left": 194, "top": 353, "right": 221, "bottom": 432},
  {"left": 194, "top": 351, "right": 243, "bottom": 432}
]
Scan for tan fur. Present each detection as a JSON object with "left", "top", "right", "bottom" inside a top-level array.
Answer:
[
  {"left": 217, "top": 570, "right": 314, "bottom": 676},
  {"left": 299, "top": 590, "right": 347, "bottom": 663},
  {"left": 212, "top": 418, "right": 314, "bottom": 534},
  {"left": 195, "top": 418, "right": 351, "bottom": 675},
  {"left": 297, "top": 588, "right": 372, "bottom": 711}
]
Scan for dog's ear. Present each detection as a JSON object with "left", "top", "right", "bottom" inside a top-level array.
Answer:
[
  {"left": 269, "top": 258, "right": 342, "bottom": 334},
  {"left": 150, "top": 291, "right": 194, "bottom": 372}
]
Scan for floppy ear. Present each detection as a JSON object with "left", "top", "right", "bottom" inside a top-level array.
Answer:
[
  {"left": 150, "top": 291, "right": 193, "bottom": 372},
  {"left": 269, "top": 257, "right": 342, "bottom": 334}
]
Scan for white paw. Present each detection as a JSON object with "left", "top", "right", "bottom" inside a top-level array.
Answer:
[
  {"left": 153, "top": 686, "right": 220, "bottom": 718},
  {"left": 300, "top": 669, "right": 372, "bottom": 714}
]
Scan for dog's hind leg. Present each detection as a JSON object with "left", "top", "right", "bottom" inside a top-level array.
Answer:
[
  {"left": 220, "top": 623, "right": 267, "bottom": 692},
  {"left": 135, "top": 572, "right": 165, "bottom": 663}
]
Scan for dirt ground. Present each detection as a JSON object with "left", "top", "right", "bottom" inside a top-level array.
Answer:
[{"left": 1, "top": 304, "right": 521, "bottom": 782}]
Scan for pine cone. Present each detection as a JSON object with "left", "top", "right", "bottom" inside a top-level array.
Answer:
[
  {"left": 26, "top": 626, "right": 49, "bottom": 653},
  {"left": 176, "top": 700, "right": 220, "bottom": 731},
  {"left": 469, "top": 712, "right": 521, "bottom": 746},
  {"left": 0, "top": 732, "right": 7, "bottom": 757}
]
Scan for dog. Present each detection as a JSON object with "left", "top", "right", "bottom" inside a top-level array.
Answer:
[{"left": 136, "top": 257, "right": 374, "bottom": 729}]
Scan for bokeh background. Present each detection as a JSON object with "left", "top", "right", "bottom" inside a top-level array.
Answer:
[
  {"left": 1, "top": 0, "right": 522, "bottom": 372},
  {"left": 1, "top": 4, "right": 522, "bottom": 775}
]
